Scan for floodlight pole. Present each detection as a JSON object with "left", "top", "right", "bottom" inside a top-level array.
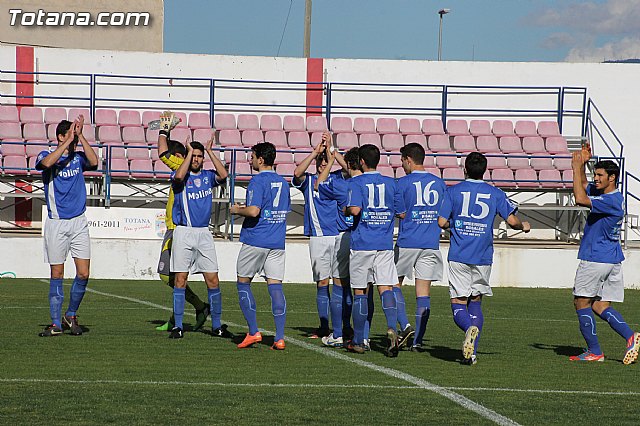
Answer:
[
  {"left": 304, "top": 0, "right": 312, "bottom": 58},
  {"left": 437, "top": 8, "right": 450, "bottom": 61}
]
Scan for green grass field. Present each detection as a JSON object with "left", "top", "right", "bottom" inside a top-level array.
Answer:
[{"left": 1, "top": 278, "right": 639, "bottom": 425}]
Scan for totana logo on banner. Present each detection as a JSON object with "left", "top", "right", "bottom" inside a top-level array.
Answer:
[{"left": 155, "top": 212, "right": 167, "bottom": 238}]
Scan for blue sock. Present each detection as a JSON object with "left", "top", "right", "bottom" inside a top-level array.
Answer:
[
  {"left": 380, "top": 290, "right": 398, "bottom": 330},
  {"left": 414, "top": 296, "right": 431, "bottom": 346},
  {"left": 364, "top": 290, "right": 374, "bottom": 341},
  {"left": 208, "top": 288, "right": 222, "bottom": 329},
  {"left": 468, "top": 300, "right": 484, "bottom": 354},
  {"left": 352, "top": 294, "right": 368, "bottom": 345},
  {"left": 65, "top": 277, "right": 88, "bottom": 317},
  {"left": 577, "top": 307, "right": 602, "bottom": 355},
  {"left": 599, "top": 307, "right": 634, "bottom": 341},
  {"left": 48, "top": 278, "right": 64, "bottom": 327},
  {"left": 393, "top": 287, "right": 410, "bottom": 330},
  {"left": 317, "top": 285, "right": 330, "bottom": 330},
  {"left": 237, "top": 282, "right": 259, "bottom": 335},
  {"left": 173, "top": 287, "right": 186, "bottom": 329},
  {"left": 342, "top": 285, "right": 353, "bottom": 330},
  {"left": 330, "top": 284, "right": 343, "bottom": 338},
  {"left": 268, "top": 284, "right": 287, "bottom": 341},
  {"left": 451, "top": 303, "right": 472, "bottom": 332}
]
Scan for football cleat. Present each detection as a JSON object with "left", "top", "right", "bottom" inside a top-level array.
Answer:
[
  {"left": 321, "top": 333, "right": 344, "bottom": 348},
  {"left": 386, "top": 328, "right": 399, "bottom": 358},
  {"left": 62, "top": 315, "right": 83, "bottom": 336},
  {"left": 462, "top": 354, "right": 478, "bottom": 365},
  {"left": 462, "top": 326, "right": 479, "bottom": 360},
  {"left": 569, "top": 350, "right": 604, "bottom": 362},
  {"left": 271, "top": 339, "right": 286, "bottom": 350},
  {"left": 193, "top": 304, "right": 210, "bottom": 332},
  {"left": 39, "top": 324, "right": 63, "bottom": 337},
  {"left": 168, "top": 326, "right": 184, "bottom": 339},
  {"left": 409, "top": 343, "right": 423, "bottom": 352},
  {"left": 237, "top": 332, "right": 262, "bottom": 348},
  {"left": 346, "top": 342, "right": 366, "bottom": 354},
  {"left": 398, "top": 325, "right": 415, "bottom": 349},
  {"left": 623, "top": 332, "right": 640, "bottom": 365},
  {"left": 155, "top": 321, "right": 174, "bottom": 331},
  {"left": 308, "top": 328, "right": 331, "bottom": 339},
  {"left": 363, "top": 339, "right": 371, "bottom": 351},
  {"left": 212, "top": 324, "right": 232, "bottom": 338}
]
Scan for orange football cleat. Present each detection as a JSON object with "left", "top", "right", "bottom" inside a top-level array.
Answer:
[
  {"left": 237, "top": 332, "right": 262, "bottom": 348},
  {"left": 271, "top": 339, "right": 286, "bottom": 350}
]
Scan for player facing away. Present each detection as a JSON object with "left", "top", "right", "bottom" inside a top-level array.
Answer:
[
  {"left": 438, "top": 152, "right": 530, "bottom": 364},
  {"left": 293, "top": 132, "right": 350, "bottom": 338},
  {"left": 36, "top": 116, "right": 99, "bottom": 336},
  {"left": 569, "top": 145, "right": 639, "bottom": 363},
  {"left": 315, "top": 146, "right": 363, "bottom": 348},
  {"left": 346, "top": 144, "right": 402, "bottom": 357},
  {"left": 230, "top": 142, "right": 291, "bottom": 350},
  {"left": 168, "top": 138, "right": 228, "bottom": 339},
  {"left": 394, "top": 143, "right": 447, "bottom": 351},
  {"left": 155, "top": 112, "right": 211, "bottom": 333}
]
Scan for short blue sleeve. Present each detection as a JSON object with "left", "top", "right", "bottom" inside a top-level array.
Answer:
[
  {"left": 439, "top": 188, "right": 453, "bottom": 220},
  {"left": 293, "top": 172, "right": 310, "bottom": 191},
  {"left": 495, "top": 189, "right": 518, "bottom": 220},
  {"left": 347, "top": 179, "right": 362, "bottom": 209},
  {"left": 246, "top": 177, "right": 265, "bottom": 209},
  {"left": 395, "top": 178, "right": 407, "bottom": 215}
]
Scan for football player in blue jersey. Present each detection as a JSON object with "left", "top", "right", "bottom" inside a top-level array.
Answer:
[
  {"left": 394, "top": 143, "right": 447, "bottom": 351},
  {"left": 230, "top": 142, "right": 291, "bottom": 350},
  {"left": 438, "top": 152, "right": 530, "bottom": 364},
  {"left": 569, "top": 144, "right": 639, "bottom": 363},
  {"left": 168, "top": 137, "right": 229, "bottom": 339},
  {"left": 346, "top": 144, "right": 402, "bottom": 357},
  {"left": 293, "top": 132, "right": 349, "bottom": 339},
  {"left": 36, "top": 116, "right": 99, "bottom": 337}
]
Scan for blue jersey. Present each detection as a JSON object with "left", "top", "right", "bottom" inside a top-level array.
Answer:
[
  {"left": 171, "top": 169, "right": 220, "bottom": 228},
  {"left": 240, "top": 170, "right": 291, "bottom": 250},
  {"left": 578, "top": 184, "right": 625, "bottom": 263},
  {"left": 294, "top": 171, "right": 341, "bottom": 237},
  {"left": 439, "top": 179, "right": 517, "bottom": 265},
  {"left": 317, "top": 175, "right": 354, "bottom": 232},
  {"left": 347, "top": 172, "right": 399, "bottom": 251},
  {"left": 36, "top": 150, "right": 90, "bottom": 219},
  {"left": 395, "top": 171, "right": 447, "bottom": 249}
]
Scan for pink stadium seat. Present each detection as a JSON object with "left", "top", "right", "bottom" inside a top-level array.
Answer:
[
  {"left": 82, "top": 124, "right": 96, "bottom": 142},
  {"left": 442, "top": 167, "right": 465, "bottom": 185},
  {"left": 19, "top": 107, "right": 43, "bottom": 124},
  {"left": 399, "top": 118, "right": 422, "bottom": 135},
  {"left": 224, "top": 147, "right": 245, "bottom": 165},
  {"left": 126, "top": 143, "right": 150, "bottom": 160},
  {"left": 109, "top": 158, "right": 130, "bottom": 177},
  {"left": 427, "top": 134, "right": 451, "bottom": 152},
  {"left": 203, "top": 159, "right": 214, "bottom": 170},
  {"left": 98, "top": 126, "right": 122, "bottom": 143},
  {"left": 241, "top": 130, "right": 263, "bottom": 147},
  {"left": 150, "top": 148, "right": 160, "bottom": 161},
  {"left": 2, "top": 155, "right": 28, "bottom": 175},
  {"left": 554, "top": 156, "right": 572, "bottom": 170},
  {"left": 499, "top": 136, "right": 523, "bottom": 153},
  {"left": 170, "top": 128, "right": 191, "bottom": 144},
  {"left": 237, "top": 114, "right": 260, "bottom": 131},
  {"left": 44, "top": 108, "right": 67, "bottom": 124},
  {"left": 492, "top": 168, "right": 515, "bottom": 188},
  {"left": 492, "top": 120, "right": 515, "bottom": 137},
  {"left": 283, "top": 115, "right": 305, "bottom": 132},
  {"left": 26, "top": 141, "right": 49, "bottom": 158},
  {"left": 376, "top": 118, "right": 398, "bottom": 134},
  {"left": 233, "top": 162, "right": 253, "bottom": 181},
  {"left": 310, "top": 132, "right": 325, "bottom": 147},
  {"left": 539, "top": 169, "right": 563, "bottom": 188},
  {"left": 382, "top": 134, "right": 404, "bottom": 151},
  {"left": 507, "top": 156, "right": 530, "bottom": 170},
  {"left": 0, "top": 105, "right": 19, "bottom": 123},
  {"left": 446, "top": 119, "right": 470, "bottom": 136},
  {"left": 331, "top": 117, "right": 353, "bottom": 133},
  {"left": 469, "top": 120, "right": 492, "bottom": 137},
  {"left": 530, "top": 155, "right": 553, "bottom": 170},
  {"left": 1, "top": 140, "right": 26, "bottom": 156},
  {"left": 359, "top": 133, "right": 381, "bottom": 148},
  {"left": 435, "top": 152, "right": 458, "bottom": 169},
  {"left": 118, "top": 110, "right": 141, "bottom": 127},
  {"left": 545, "top": 136, "right": 569, "bottom": 154},
  {"left": 562, "top": 170, "right": 574, "bottom": 188},
  {"left": 146, "top": 129, "right": 160, "bottom": 145},
  {"left": 153, "top": 159, "right": 171, "bottom": 177},
  {"left": 423, "top": 152, "right": 436, "bottom": 167},
  {"left": 422, "top": 118, "right": 445, "bottom": 135},
  {"left": 28, "top": 155, "right": 38, "bottom": 172},
  {"left": 142, "top": 111, "right": 161, "bottom": 128},
  {"left": 425, "top": 167, "right": 442, "bottom": 178},
  {"left": 336, "top": 132, "right": 358, "bottom": 150},
  {"left": 485, "top": 152, "right": 507, "bottom": 169},
  {"left": 483, "top": 170, "right": 491, "bottom": 182},
  {"left": 218, "top": 129, "right": 242, "bottom": 147},
  {"left": 522, "top": 136, "right": 545, "bottom": 154},
  {"left": 276, "top": 163, "right": 296, "bottom": 176},
  {"left": 476, "top": 136, "right": 499, "bottom": 153},
  {"left": 130, "top": 159, "right": 154, "bottom": 179},
  {"left": 95, "top": 109, "right": 118, "bottom": 126},
  {"left": 214, "top": 113, "right": 237, "bottom": 130},
  {"left": 353, "top": 117, "right": 376, "bottom": 134},
  {"left": 453, "top": 135, "right": 475, "bottom": 153},
  {"left": 189, "top": 112, "right": 211, "bottom": 129},
  {"left": 68, "top": 108, "right": 91, "bottom": 123},
  {"left": 0, "top": 122, "right": 22, "bottom": 140},
  {"left": 264, "top": 131, "right": 288, "bottom": 147},
  {"left": 173, "top": 112, "right": 188, "bottom": 128},
  {"left": 288, "top": 131, "right": 311, "bottom": 148},
  {"left": 387, "top": 153, "right": 403, "bottom": 167},
  {"left": 47, "top": 125, "right": 58, "bottom": 141},
  {"left": 260, "top": 114, "right": 283, "bottom": 131},
  {"left": 515, "top": 168, "right": 539, "bottom": 188},
  {"left": 395, "top": 166, "right": 406, "bottom": 178},
  {"left": 193, "top": 128, "right": 213, "bottom": 143},
  {"left": 515, "top": 120, "right": 538, "bottom": 137},
  {"left": 378, "top": 165, "right": 395, "bottom": 178},
  {"left": 122, "top": 126, "right": 146, "bottom": 144},
  {"left": 103, "top": 142, "right": 126, "bottom": 159},
  {"left": 307, "top": 116, "right": 329, "bottom": 132},
  {"left": 405, "top": 134, "right": 427, "bottom": 150},
  {"left": 23, "top": 123, "right": 47, "bottom": 140},
  {"left": 293, "top": 152, "right": 313, "bottom": 164},
  {"left": 537, "top": 121, "right": 561, "bottom": 138}
]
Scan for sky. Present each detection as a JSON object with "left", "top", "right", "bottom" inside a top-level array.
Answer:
[{"left": 164, "top": 0, "right": 640, "bottom": 63}]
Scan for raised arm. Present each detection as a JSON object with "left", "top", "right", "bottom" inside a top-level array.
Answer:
[
  {"left": 173, "top": 141, "right": 193, "bottom": 184},
  {"left": 314, "top": 144, "right": 335, "bottom": 191},
  {"left": 572, "top": 151, "right": 591, "bottom": 208},
  {"left": 157, "top": 111, "right": 177, "bottom": 155},
  {"left": 75, "top": 115, "right": 98, "bottom": 169},
  {"left": 37, "top": 119, "right": 78, "bottom": 170},
  {"left": 205, "top": 131, "right": 228, "bottom": 182},
  {"left": 293, "top": 137, "right": 326, "bottom": 184}
]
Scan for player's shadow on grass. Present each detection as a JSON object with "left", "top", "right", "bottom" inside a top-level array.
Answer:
[
  {"left": 291, "top": 326, "right": 322, "bottom": 338},
  {"left": 530, "top": 343, "right": 583, "bottom": 356},
  {"left": 38, "top": 323, "right": 91, "bottom": 334}
]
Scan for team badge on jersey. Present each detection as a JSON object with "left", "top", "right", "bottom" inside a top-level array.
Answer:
[{"left": 194, "top": 178, "right": 201, "bottom": 188}]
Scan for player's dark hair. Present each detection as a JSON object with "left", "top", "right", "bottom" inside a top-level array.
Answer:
[
  {"left": 400, "top": 143, "right": 425, "bottom": 165},
  {"left": 252, "top": 141, "right": 276, "bottom": 166},
  {"left": 168, "top": 140, "right": 186, "bottom": 157},
  {"left": 465, "top": 152, "right": 487, "bottom": 179},
  {"left": 56, "top": 120, "right": 73, "bottom": 139},
  {"left": 358, "top": 144, "right": 380, "bottom": 169},
  {"left": 190, "top": 141, "right": 205, "bottom": 153},
  {"left": 594, "top": 160, "right": 620, "bottom": 183},
  {"left": 344, "top": 147, "right": 362, "bottom": 171}
]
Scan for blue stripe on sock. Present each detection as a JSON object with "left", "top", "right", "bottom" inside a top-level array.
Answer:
[
  {"left": 268, "top": 283, "right": 286, "bottom": 341},
  {"left": 173, "top": 287, "right": 186, "bottom": 329},
  {"left": 208, "top": 288, "right": 222, "bottom": 329},
  {"left": 66, "top": 277, "right": 88, "bottom": 317},
  {"left": 237, "top": 282, "right": 258, "bottom": 335},
  {"left": 49, "top": 278, "right": 64, "bottom": 327}
]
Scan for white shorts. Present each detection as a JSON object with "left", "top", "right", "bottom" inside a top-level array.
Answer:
[
  {"left": 573, "top": 260, "right": 624, "bottom": 303},
  {"left": 349, "top": 249, "right": 398, "bottom": 290},
  {"left": 236, "top": 244, "right": 286, "bottom": 281},
  {"left": 309, "top": 236, "right": 336, "bottom": 282},
  {"left": 395, "top": 246, "right": 443, "bottom": 281},
  {"left": 170, "top": 226, "right": 219, "bottom": 273},
  {"left": 333, "top": 231, "right": 351, "bottom": 279},
  {"left": 43, "top": 214, "right": 91, "bottom": 264},
  {"left": 448, "top": 261, "right": 493, "bottom": 299}
]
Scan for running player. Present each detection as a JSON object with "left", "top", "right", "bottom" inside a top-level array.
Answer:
[
  {"left": 230, "top": 142, "right": 291, "bottom": 350},
  {"left": 394, "top": 143, "right": 447, "bottom": 351},
  {"left": 168, "top": 137, "right": 228, "bottom": 339},
  {"left": 438, "top": 152, "right": 530, "bottom": 364},
  {"left": 569, "top": 145, "right": 639, "bottom": 363},
  {"left": 36, "top": 115, "right": 99, "bottom": 336}
]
